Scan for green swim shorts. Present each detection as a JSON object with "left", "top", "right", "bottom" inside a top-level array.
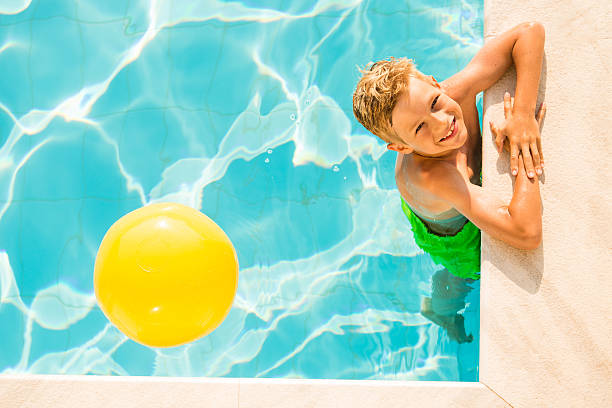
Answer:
[{"left": 401, "top": 198, "right": 481, "bottom": 280}]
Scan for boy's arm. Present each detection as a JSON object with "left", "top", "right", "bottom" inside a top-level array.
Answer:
[
  {"left": 418, "top": 89, "right": 546, "bottom": 250},
  {"left": 421, "top": 159, "right": 542, "bottom": 250},
  {"left": 450, "top": 22, "right": 544, "bottom": 99},
  {"left": 445, "top": 22, "right": 546, "bottom": 178}
]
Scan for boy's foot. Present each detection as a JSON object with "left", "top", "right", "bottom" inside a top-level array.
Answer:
[{"left": 445, "top": 314, "right": 473, "bottom": 344}]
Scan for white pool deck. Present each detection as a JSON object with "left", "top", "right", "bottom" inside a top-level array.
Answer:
[{"left": 1, "top": 0, "right": 611, "bottom": 407}]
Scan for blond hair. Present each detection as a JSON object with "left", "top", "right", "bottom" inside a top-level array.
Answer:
[{"left": 352, "top": 57, "right": 434, "bottom": 143}]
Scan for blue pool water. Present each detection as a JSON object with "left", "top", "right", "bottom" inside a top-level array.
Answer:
[{"left": 0, "top": 0, "right": 483, "bottom": 380}]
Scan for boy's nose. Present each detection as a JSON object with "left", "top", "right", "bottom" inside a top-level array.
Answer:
[{"left": 431, "top": 112, "right": 448, "bottom": 134}]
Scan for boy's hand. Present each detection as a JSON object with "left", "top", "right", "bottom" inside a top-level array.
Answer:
[{"left": 489, "top": 92, "right": 546, "bottom": 178}]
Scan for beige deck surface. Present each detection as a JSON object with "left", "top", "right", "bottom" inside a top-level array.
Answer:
[
  {"left": 480, "top": 0, "right": 612, "bottom": 406},
  {"left": 1, "top": 0, "right": 611, "bottom": 407}
]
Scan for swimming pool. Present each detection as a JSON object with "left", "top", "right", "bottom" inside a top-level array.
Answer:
[{"left": 0, "top": 0, "right": 482, "bottom": 381}]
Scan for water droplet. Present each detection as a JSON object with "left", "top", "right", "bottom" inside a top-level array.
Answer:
[
  {"left": 305, "top": 99, "right": 310, "bottom": 105},
  {"left": 267, "top": 149, "right": 273, "bottom": 154},
  {"left": 290, "top": 114, "right": 296, "bottom": 120},
  {"left": 343, "top": 176, "right": 347, "bottom": 180},
  {"left": 264, "top": 158, "right": 270, "bottom": 163},
  {"left": 332, "top": 165, "right": 339, "bottom": 172}
]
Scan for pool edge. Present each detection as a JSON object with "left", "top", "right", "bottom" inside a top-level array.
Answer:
[{"left": 0, "top": 375, "right": 509, "bottom": 407}]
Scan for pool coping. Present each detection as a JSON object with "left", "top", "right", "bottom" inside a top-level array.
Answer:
[
  {"left": 0, "top": 376, "right": 510, "bottom": 407},
  {"left": 1, "top": 0, "right": 611, "bottom": 406}
]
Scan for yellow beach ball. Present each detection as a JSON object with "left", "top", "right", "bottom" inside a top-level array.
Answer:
[{"left": 94, "top": 203, "right": 238, "bottom": 348}]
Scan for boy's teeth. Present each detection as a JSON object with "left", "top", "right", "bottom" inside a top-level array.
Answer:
[{"left": 442, "top": 120, "right": 454, "bottom": 140}]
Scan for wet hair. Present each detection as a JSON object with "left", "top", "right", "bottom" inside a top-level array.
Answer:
[{"left": 352, "top": 57, "right": 435, "bottom": 143}]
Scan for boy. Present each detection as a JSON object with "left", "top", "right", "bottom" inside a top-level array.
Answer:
[{"left": 352, "top": 22, "right": 545, "bottom": 342}]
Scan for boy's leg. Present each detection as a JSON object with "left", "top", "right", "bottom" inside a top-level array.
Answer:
[
  {"left": 421, "top": 269, "right": 475, "bottom": 343},
  {"left": 430, "top": 268, "right": 474, "bottom": 316}
]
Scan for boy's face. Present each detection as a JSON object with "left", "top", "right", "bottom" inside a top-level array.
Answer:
[{"left": 388, "top": 78, "right": 468, "bottom": 156}]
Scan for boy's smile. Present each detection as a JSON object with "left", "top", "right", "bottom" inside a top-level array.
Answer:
[
  {"left": 388, "top": 78, "right": 468, "bottom": 158},
  {"left": 440, "top": 116, "right": 458, "bottom": 142}
]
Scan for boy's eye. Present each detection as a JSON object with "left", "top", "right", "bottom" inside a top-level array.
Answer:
[
  {"left": 416, "top": 95, "right": 440, "bottom": 134},
  {"left": 431, "top": 95, "right": 440, "bottom": 110}
]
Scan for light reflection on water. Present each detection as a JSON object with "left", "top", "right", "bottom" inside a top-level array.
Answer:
[{"left": 0, "top": 0, "right": 482, "bottom": 380}]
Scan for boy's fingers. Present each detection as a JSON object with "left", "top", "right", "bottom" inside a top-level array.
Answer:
[
  {"left": 530, "top": 143, "right": 542, "bottom": 175},
  {"left": 503, "top": 92, "right": 512, "bottom": 118},
  {"left": 495, "top": 134, "right": 505, "bottom": 153},
  {"left": 522, "top": 144, "right": 535, "bottom": 178},
  {"left": 536, "top": 102, "right": 546, "bottom": 166},
  {"left": 537, "top": 102, "right": 546, "bottom": 127},
  {"left": 510, "top": 144, "right": 519, "bottom": 176},
  {"left": 489, "top": 121, "right": 504, "bottom": 152},
  {"left": 489, "top": 120, "right": 496, "bottom": 135},
  {"left": 537, "top": 137, "right": 544, "bottom": 167}
]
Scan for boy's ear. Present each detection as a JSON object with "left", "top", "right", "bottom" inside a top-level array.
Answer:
[{"left": 387, "top": 143, "right": 414, "bottom": 154}]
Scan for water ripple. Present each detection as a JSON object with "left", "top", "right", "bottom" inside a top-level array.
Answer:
[{"left": 0, "top": 0, "right": 482, "bottom": 380}]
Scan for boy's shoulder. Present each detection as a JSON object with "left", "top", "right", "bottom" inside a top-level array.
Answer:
[
  {"left": 395, "top": 153, "right": 458, "bottom": 196},
  {"left": 396, "top": 153, "right": 470, "bottom": 211},
  {"left": 440, "top": 73, "right": 477, "bottom": 105}
]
